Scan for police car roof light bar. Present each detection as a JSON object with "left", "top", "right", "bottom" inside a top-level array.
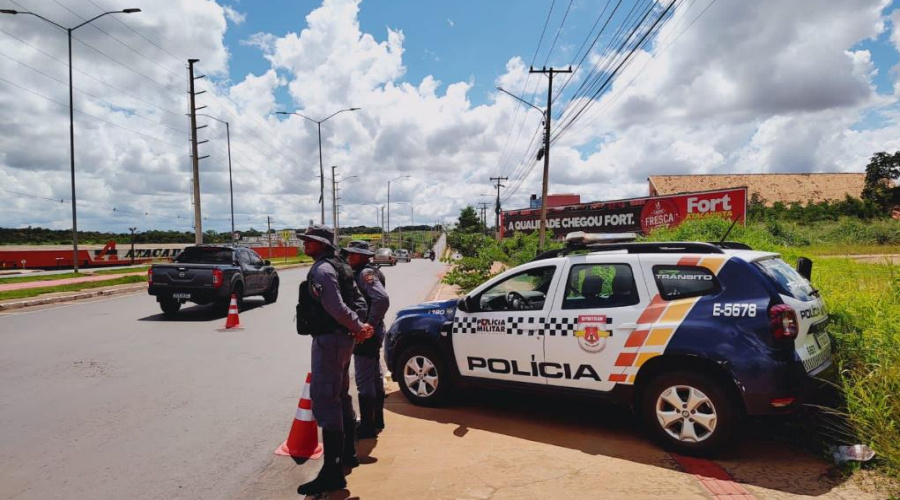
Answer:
[{"left": 531, "top": 241, "right": 727, "bottom": 262}]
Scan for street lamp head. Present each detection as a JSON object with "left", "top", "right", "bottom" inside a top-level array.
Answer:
[
  {"left": 275, "top": 111, "right": 290, "bottom": 115},
  {"left": 349, "top": 107, "right": 361, "bottom": 111},
  {"left": 0, "top": 9, "right": 18, "bottom": 14},
  {"left": 188, "top": 58, "right": 199, "bottom": 63},
  {"left": 122, "top": 8, "right": 141, "bottom": 13}
]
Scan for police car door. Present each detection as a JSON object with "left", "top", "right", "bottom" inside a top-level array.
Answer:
[
  {"left": 542, "top": 253, "right": 651, "bottom": 391},
  {"left": 451, "top": 263, "right": 560, "bottom": 384}
]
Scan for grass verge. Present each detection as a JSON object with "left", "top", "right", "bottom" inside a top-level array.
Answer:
[
  {"left": 0, "top": 266, "right": 149, "bottom": 285},
  {"left": 0, "top": 275, "right": 147, "bottom": 301},
  {"left": 271, "top": 255, "right": 313, "bottom": 267}
]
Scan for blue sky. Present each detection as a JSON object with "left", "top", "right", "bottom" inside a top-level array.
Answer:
[{"left": 223, "top": 0, "right": 610, "bottom": 109}]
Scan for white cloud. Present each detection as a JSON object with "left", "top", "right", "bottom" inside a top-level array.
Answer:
[
  {"left": 223, "top": 5, "right": 246, "bottom": 25},
  {"left": 447, "top": 18, "right": 454, "bottom": 27},
  {"left": 3, "top": 0, "right": 900, "bottom": 234}
]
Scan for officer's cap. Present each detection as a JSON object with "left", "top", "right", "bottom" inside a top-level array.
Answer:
[
  {"left": 298, "top": 224, "right": 337, "bottom": 249},
  {"left": 343, "top": 240, "right": 374, "bottom": 256}
]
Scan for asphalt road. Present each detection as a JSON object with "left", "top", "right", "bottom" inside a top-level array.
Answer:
[{"left": 0, "top": 256, "right": 448, "bottom": 500}]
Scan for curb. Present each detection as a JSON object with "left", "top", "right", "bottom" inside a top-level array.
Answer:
[{"left": 0, "top": 283, "right": 148, "bottom": 311}]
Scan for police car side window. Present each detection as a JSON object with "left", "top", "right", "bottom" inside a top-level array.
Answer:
[
  {"left": 563, "top": 264, "right": 639, "bottom": 310},
  {"left": 653, "top": 265, "right": 720, "bottom": 300},
  {"left": 476, "top": 266, "right": 556, "bottom": 312},
  {"left": 237, "top": 250, "right": 251, "bottom": 266}
]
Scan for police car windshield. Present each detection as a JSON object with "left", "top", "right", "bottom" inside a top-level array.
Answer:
[
  {"left": 175, "top": 247, "right": 234, "bottom": 264},
  {"left": 755, "top": 258, "right": 815, "bottom": 302}
]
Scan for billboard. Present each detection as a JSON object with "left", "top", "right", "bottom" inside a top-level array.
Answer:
[{"left": 501, "top": 187, "right": 747, "bottom": 239}]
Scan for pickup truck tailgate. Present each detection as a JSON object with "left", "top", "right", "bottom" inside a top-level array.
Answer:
[{"left": 151, "top": 264, "right": 219, "bottom": 288}]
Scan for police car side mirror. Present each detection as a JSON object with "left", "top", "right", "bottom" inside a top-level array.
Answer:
[
  {"left": 457, "top": 296, "right": 472, "bottom": 313},
  {"left": 264, "top": 260, "right": 271, "bottom": 266},
  {"left": 796, "top": 257, "right": 813, "bottom": 281}
]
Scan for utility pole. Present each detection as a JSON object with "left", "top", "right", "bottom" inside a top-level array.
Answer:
[
  {"left": 381, "top": 206, "right": 385, "bottom": 245},
  {"left": 188, "top": 59, "right": 209, "bottom": 245},
  {"left": 267, "top": 216, "right": 272, "bottom": 259},
  {"left": 490, "top": 176, "right": 508, "bottom": 240},
  {"left": 478, "top": 202, "right": 491, "bottom": 236},
  {"left": 529, "top": 66, "right": 571, "bottom": 250}
]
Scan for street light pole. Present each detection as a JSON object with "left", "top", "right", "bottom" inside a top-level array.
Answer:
[
  {"left": 1, "top": 8, "right": 142, "bottom": 271},
  {"left": 196, "top": 114, "right": 234, "bottom": 237},
  {"left": 129, "top": 227, "right": 137, "bottom": 265},
  {"left": 386, "top": 175, "right": 410, "bottom": 248},
  {"left": 275, "top": 108, "right": 360, "bottom": 224}
]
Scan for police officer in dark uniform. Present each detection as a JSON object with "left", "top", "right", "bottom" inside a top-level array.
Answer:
[
  {"left": 297, "top": 225, "right": 373, "bottom": 496},
  {"left": 342, "top": 240, "right": 390, "bottom": 438}
]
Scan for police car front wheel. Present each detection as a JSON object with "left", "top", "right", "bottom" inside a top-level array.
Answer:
[
  {"left": 397, "top": 346, "right": 451, "bottom": 407},
  {"left": 641, "top": 371, "right": 737, "bottom": 455}
]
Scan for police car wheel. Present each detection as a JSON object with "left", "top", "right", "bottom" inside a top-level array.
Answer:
[
  {"left": 397, "top": 346, "right": 450, "bottom": 407},
  {"left": 642, "top": 372, "right": 736, "bottom": 455}
]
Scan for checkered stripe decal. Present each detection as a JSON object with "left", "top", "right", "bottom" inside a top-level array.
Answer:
[
  {"left": 506, "top": 316, "right": 546, "bottom": 336},
  {"left": 454, "top": 315, "right": 587, "bottom": 336},
  {"left": 545, "top": 317, "right": 577, "bottom": 336},
  {"left": 453, "top": 316, "right": 479, "bottom": 334}
]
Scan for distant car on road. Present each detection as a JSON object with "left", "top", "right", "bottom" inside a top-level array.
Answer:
[
  {"left": 396, "top": 249, "right": 411, "bottom": 262},
  {"left": 147, "top": 245, "right": 279, "bottom": 316},
  {"left": 373, "top": 248, "right": 397, "bottom": 267}
]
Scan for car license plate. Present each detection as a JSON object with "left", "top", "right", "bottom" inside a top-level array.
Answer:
[
  {"left": 814, "top": 330, "right": 829, "bottom": 349},
  {"left": 173, "top": 293, "right": 191, "bottom": 300}
]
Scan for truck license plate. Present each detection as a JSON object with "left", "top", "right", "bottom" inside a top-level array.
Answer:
[{"left": 173, "top": 293, "right": 191, "bottom": 300}]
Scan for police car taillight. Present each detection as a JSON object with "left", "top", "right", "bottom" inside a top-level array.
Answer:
[
  {"left": 769, "top": 304, "right": 799, "bottom": 341},
  {"left": 147, "top": 268, "right": 153, "bottom": 285},
  {"left": 212, "top": 268, "right": 223, "bottom": 288}
]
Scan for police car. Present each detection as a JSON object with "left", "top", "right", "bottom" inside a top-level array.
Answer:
[{"left": 384, "top": 232, "right": 833, "bottom": 454}]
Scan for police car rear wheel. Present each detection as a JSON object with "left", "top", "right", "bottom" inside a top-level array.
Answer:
[
  {"left": 642, "top": 372, "right": 736, "bottom": 455},
  {"left": 397, "top": 346, "right": 450, "bottom": 406},
  {"left": 159, "top": 298, "right": 181, "bottom": 316}
]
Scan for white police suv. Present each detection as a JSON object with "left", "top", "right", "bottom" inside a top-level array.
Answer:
[{"left": 384, "top": 232, "right": 834, "bottom": 454}]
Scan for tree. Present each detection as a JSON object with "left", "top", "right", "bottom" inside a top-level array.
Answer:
[
  {"left": 863, "top": 151, "right": 900, "bottom": 209},
  {"left": 456, "top": 205, "right": 482, "bottom": 233}
]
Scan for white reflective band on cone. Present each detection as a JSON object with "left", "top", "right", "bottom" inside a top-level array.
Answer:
[
  {"left": 301, "top": 383, "right": 311, "bottom": 400},
  {"left": 295, "top": 407, "right": 314, "bottom": 421}
]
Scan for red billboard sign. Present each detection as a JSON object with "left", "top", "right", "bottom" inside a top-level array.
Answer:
[{"left": 501, "top": 187, "right": 747, "bottom": 239}]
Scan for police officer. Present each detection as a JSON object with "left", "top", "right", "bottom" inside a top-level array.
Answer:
[
  {"left": 297, "top": 225, "right": 373, "bottom": 496},
  {"left": 342, "top": 240, "right": 390, "bottom": 438}
]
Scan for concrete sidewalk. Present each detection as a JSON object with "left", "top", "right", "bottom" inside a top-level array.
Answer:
[{"left": 0, "top": 272, "right": 145, "bottom": 292}]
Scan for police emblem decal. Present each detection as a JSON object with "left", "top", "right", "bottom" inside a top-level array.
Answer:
[{"left": 574, "top": 315, "right": 612, "bottom": 353}]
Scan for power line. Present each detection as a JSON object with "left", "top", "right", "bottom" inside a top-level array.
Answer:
[
  {"left": 51, "top": 0, "right": 183, "bottom": 77},
  {"left": 0, "top": 27, "right": 186, "bottom": 120},
  {"left": 0, "top": 75, "right": 187, "bottom": 149}
]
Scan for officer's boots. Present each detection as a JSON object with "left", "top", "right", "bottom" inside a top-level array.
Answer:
[
  {"left": 357, "top": 396, "right": 379, "bottom": 439},
  {"left": 297, "top": 430, "right": 346, "bottom": 495},
  {"left": 374, "top": 392, "right": 386, "bottom": 432},
  {"left": 342, "top": 417, "right": 360, "bottom": 468}
]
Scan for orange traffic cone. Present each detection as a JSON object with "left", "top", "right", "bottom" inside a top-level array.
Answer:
[
  {"left": 275, "top": 372, "right": 323, "bottom": 459},
  {"left": 222, "top": 294, "right": 243, "bottom": 330}
]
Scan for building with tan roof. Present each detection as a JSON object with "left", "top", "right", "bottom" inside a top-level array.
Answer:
[{"left": 648, "top": 173, "right": 865, "bottom": 206}]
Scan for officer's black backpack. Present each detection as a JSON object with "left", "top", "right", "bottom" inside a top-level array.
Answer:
[{"left": 296, "top": 256, "right": 365, "bottom": 336}]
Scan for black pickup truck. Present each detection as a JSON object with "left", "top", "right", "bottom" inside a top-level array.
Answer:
[{"left": 147, "top": 245, "right": 279, "bottom": 316}]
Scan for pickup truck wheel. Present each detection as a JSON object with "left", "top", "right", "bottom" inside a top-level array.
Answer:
[
  {"left": 220, "top": 284, "right": 244, "bottom": 313},
  {"left": 263, "top": 278, "right": 279, "bottom": 304},
  {"left": 640, "top": 371, "right": 737, "bottom": 456},
  {"left": 396, "top": 345, "right": 451, "bottom": 407},
  {"left": 159, "top": 299, "right": 181, "bottom": 317}
]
